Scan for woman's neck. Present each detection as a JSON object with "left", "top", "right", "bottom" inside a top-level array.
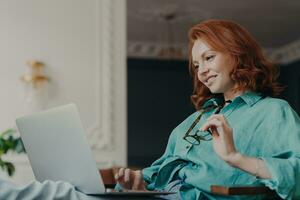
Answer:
[{"left": 223, "top": 89, "right": 245, "bottom": 102}]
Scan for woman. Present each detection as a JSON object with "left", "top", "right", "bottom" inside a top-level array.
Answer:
[{"left": 115, "top": 19, "right": 300, "bottom": 200}]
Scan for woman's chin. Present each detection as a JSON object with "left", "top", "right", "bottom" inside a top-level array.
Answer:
[{"left": 208, "top": 86, "right": 219, "bottom": 94}]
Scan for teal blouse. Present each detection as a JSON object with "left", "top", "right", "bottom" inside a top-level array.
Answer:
[{"left": 142, "top": 92, "right": 300, "bottom": 200}]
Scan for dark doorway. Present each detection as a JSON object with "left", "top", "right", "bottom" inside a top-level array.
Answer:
[{"left": 127, "top": 58, "right": 194, "bottom": 168}]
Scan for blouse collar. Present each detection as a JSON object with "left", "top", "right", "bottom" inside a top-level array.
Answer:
[{"left": 203, "top": 91, "right": 263, "bottom": 108}]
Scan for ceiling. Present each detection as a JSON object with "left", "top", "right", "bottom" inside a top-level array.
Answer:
[{"left": 127, "top": 0, "right": 300, "bottom": 49}]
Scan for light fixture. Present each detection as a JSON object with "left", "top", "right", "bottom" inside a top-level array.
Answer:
[{"left": 21, "top": 60, "right": 50, "bottom": 113}]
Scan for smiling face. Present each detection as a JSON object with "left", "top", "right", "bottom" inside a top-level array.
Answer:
[{"left": 192, "top": 39, "right": 237, "bottom": 95}]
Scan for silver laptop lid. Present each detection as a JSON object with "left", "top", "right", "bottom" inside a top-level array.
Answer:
[{"left": 16, "top": 103, "right": 105, "bottom": 194}]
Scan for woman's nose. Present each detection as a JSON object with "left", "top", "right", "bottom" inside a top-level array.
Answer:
[
  {"left": 197, "top": 64, "right": 209, "bottom": 81},
  {"left": 198, "top": 64, "right": 209, "bottom": 74}
]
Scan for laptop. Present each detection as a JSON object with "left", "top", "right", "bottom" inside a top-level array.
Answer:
[{"left": 16, "top": 103, "right": 174, "bottom": 196}]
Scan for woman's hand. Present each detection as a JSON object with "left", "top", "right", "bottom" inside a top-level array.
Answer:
[
  {"left": 114, "top": 168, "right": 147, "bottom": 191},
  {"left": 200, "top": 114, "right": 239, "bottom": 163}
]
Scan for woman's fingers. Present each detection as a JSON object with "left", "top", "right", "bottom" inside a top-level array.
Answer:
[
  {"left": 115, "top": 167, "right": 124, "bottom": 180},
  {"left": 115, "top": 168, "right": 145, "bottom": 190},
  {"left": 200, "top": 118, "right": 222, "bottom": 132},
  {"left": 132, "top": 170, "right": 143, "bottom": 190},
  {"left": 115, "top": 168, "right": 130, "bottom": 189},
  {"left": 206, "top": 114, "right": 226, "bottom": 124},
  {"left": 200, "top": 114, "right": 231, "bottom": 135},
  {"left": 124, "top": 168, "right": 131, "bottom": 183},
  {"left": 210, "top": 126, "right": 219, "bottom": 138}
]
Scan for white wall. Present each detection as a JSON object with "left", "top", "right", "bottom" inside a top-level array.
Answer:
[{"left": 0, "top": 0, "right": 126, "bottom": 184}]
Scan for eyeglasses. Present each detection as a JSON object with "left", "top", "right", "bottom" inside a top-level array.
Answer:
[{"left": 183, "top": 103, "right": 224, "bottom": 145}]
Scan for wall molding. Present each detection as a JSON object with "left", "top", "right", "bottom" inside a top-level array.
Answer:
[
  {"left": 85, "top": 0, "right": 114, "bottom": 151},
  {"left": 127, "top": 41, "right": 188, "bottom": 60},
  {"left": 264, "top": 39, "right": 300, "bottom": 65},
  {"left": 85, "top": 0, "right": 127, "bottom": 167},
  {"left": 128, "top": 39, "right": 300, "bottom": 64}
]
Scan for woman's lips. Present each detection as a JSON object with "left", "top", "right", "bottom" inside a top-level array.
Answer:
[{"left": 206, "top": 75, "right": 217, "bottom": 84}]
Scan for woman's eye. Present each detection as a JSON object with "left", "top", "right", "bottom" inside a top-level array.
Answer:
[
  {"left": 205, "top": 55, "right": 215, "bottom": 61},
  {"left": 194, "top": 65, "right": 199, "bottom": 69}
]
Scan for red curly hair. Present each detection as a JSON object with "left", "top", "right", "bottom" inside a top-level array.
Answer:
[{"left": 188, "top": 19, "right": 283, "bottom": 110}]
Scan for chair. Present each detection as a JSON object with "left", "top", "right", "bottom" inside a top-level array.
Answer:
[
  {"left": 99, "top": 168, "right": 281, "bottom": 199},
  {"left": 210, "top": 185, "right": 281, "bottom": 199},
  {"left": 99, "top": 167, "right": 120, "bottom": 188}
]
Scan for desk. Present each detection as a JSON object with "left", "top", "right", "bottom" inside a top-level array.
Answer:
[{"left": 88, "top": 195, "right": 166, "bottom": 200}]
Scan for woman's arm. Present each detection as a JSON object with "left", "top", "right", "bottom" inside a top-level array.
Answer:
[
  {"left": 225, "top": 153, "right": 272, "bottom": 179},
  {"left": 115, "top": 111, "right": 202, "bottom": 191},
  {"left": 200, "top": 113, "right": 272, "bottom": 178},
  {"left": 200, "top": 100, "right": 300, "bottom": 199}
]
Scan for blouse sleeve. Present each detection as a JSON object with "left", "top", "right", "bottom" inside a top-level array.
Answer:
[
  {"left": 0, "top": 179, "right": 100, "bottom": 200},
  {"left": 258, "top": 101, "right": 300, "bottom": 200},
  {"left": 114, "top": 129, "right": 176, "bottom": 192}
]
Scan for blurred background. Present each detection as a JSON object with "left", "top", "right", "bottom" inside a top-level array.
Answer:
[{"left": 0, "top": 0, "right": 299, "bottom": 185}]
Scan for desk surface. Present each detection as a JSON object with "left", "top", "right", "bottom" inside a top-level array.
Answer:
[{"left": 88, "top": 195, "right": 165, "bottom": 200}]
